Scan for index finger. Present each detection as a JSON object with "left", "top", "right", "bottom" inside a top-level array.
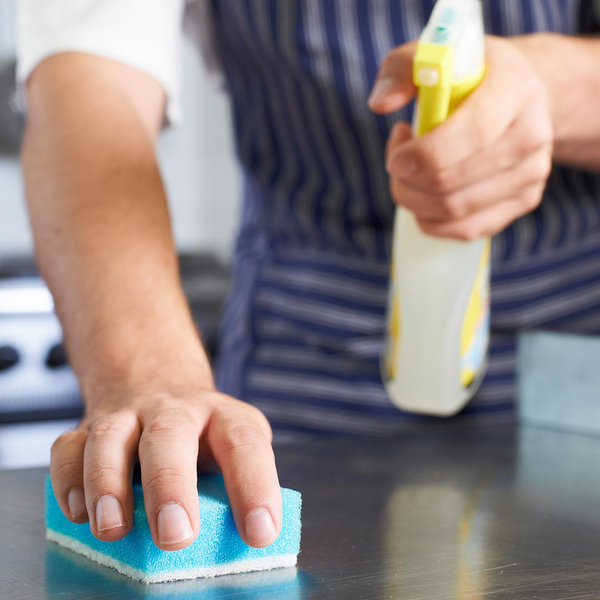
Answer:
[
  {"left": 387, "top": 37, "right": 532, "bottom": 177},
  {"left": 207, "top": 404, "right": 282, "bottom": 549},
  {"left": 368, "top": 41, "right": 418, "bottom": 114}
]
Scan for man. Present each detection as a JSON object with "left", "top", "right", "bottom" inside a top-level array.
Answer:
[{"left": 18, "top": 0, "right": 600, "bottom": 552}]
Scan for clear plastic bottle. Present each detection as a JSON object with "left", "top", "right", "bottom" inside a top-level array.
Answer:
[{"left": 383, "top": 0, "right": 490, "bottom": 416}]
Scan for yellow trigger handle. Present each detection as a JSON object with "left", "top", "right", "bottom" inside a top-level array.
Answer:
[{"left": 414, "top": 42, "right": 486, "bottom": 138}]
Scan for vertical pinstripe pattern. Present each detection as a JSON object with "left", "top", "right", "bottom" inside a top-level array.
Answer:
[{"left": 209, "top": 0, "right": 600, "bottom": 435}]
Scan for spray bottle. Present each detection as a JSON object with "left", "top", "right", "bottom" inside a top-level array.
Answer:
[{"left": 383, "top": 0, "right": 490, "bottom": 416}]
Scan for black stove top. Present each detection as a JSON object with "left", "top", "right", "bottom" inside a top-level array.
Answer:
[{"left": 0, "top": 254, "right": 230, "bottom": 423}]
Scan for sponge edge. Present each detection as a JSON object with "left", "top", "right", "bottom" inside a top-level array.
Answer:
[
  {"left": 45, "top": 475, "right": 302, "bottom": 584},
  {"left": 46, "top": 530, "right": 298, "bottom": 583}
]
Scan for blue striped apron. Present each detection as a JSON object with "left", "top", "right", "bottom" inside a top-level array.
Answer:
[{"left": 209, "top": 0, "right": 600, "bottom": 435}]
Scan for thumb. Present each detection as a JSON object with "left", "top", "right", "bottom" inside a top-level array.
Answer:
[{"left": 368, "top": 41, "right": 418, "bottom": 115}]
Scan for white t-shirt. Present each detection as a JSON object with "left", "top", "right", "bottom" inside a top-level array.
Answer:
[
  {"left": 17, "top": 0, "right": 188, "bottom": 123},
  {"left": 16, "top": 0, "right": 600, "bottom": 125}
]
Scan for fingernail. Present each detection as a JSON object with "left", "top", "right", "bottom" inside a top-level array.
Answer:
[
  {"left": 95, "top": 495, "right": 126, "bottom": 532},
  {"left": 368, "top": 78, "right": 398, "bottom": 107},
  {"left": 244, "top": 508, "right": 276, "bottom": 547},
  {"left": 158, "top": 503, "right": 194, "bottom": 546},
  {"left": 67, "top": 488, "right": 87, "bottom": 519}
]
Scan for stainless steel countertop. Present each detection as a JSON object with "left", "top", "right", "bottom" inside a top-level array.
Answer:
[{"left": 2, "top": 423, "right": 600, "bottom": 599}]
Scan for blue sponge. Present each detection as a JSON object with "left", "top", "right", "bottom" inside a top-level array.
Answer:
[{"left": 45, "top": 474, "right": 302, "bottom": 584}]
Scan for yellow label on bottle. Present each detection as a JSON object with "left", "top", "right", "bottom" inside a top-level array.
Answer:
[
  {"left": 386, "top": 294, "right": 401, "bottom": 381},
  {"left": 459, "top": 239, "right": 491, "bottom": 388}
]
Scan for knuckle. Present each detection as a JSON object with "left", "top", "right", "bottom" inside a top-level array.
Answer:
[
  {"left": 52, "top": 459, "right": 83, "bottom": 481},
  {"left": 144, "top": 410, "right": 194, "bottom": 437},
  {"left": 86, "top": 465, "right": 123, "bottom": 487},
  {"left": 525, "top": 190, "right": 543, "bottom": 211},
  {"left": 519, "top": 75, "right": 538, "bottom": 101},
  {"left": 527, "top": 75, "right": 547, "bottom": 101},
  {"left": 471, "top": 117, "right": 495, "bottom": 149},
  {"left": 246, "top": 405, "right": 273, "bottom": 439},
  {"left": 88, "top": 418, "right": 127, "bottom": 443},
  {"left": 144, "top": 466, "right": 188, "bottom": 492},
  {"left": 430, "top": 168, "right": 457, "bottom": 193},
  {"left": 526, "top": 125, "right": 553, "bottom": 153},
  {"left": 414, "top": 144, "right": 441, "bottom": 172},
  {"left": 440, "top": 193, "right": 466, "bottom": 219},
  {"left": 416, "top": 219, "right": 433, "bottom": 236},
  {"left": 535, "top": 157, "right": 553, "bottom": 181},
  {"left": 145, "top": 397, "right": 180, "bottom": 414},
  {"left": 220, "top": 425, "right": 269, "bottom": 453},
  {"left": 522, "top": 156, "right": 551, "bottom": 186},
  {"left": 51, "top": 429, "right": 86, "bottom": 454},
  {"left": 455, "top": 226, "right": 480, "bottom": 242},
  {"left": 538, "top": 125, "right": 554, "bottom": 149}
]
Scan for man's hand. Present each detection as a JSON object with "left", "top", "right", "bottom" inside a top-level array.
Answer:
[
  {"left": 50, "top": 386, "right": 281, "bottom": 551},
  {"left": 22, "top": 53, "right": 281, "bottom": 552},
  {"left": 369, "top": 36, "right": 554, "bottom": 241}
]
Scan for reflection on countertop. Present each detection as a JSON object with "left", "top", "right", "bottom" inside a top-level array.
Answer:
[
  {"left": 2, "top": 423, "right": 600, "bottom": 599},
  {"left": 45, "top": 544, "right": 308, "bottom": 600}
]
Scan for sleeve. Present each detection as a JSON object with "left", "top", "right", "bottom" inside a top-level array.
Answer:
[{"left": 16, "top": 0, "right": 186, "bottom": 124}]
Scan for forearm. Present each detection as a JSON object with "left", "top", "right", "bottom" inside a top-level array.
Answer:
[
  {"left": 513, "top": 33, "right": 600, "bottom": 171},
  {"left": 22, "top": 54, "right": 214, "bottom": 402}
]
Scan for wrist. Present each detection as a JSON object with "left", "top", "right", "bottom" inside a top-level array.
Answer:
[
  {"left": 510, "top": 34, "right": 560, "bottom": 127},
  {"left": 511, "top": 33, "right": 598, "bottom": 149},
  {"left": 77, "top": 334, "right": 216, "bottom": 407}
]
